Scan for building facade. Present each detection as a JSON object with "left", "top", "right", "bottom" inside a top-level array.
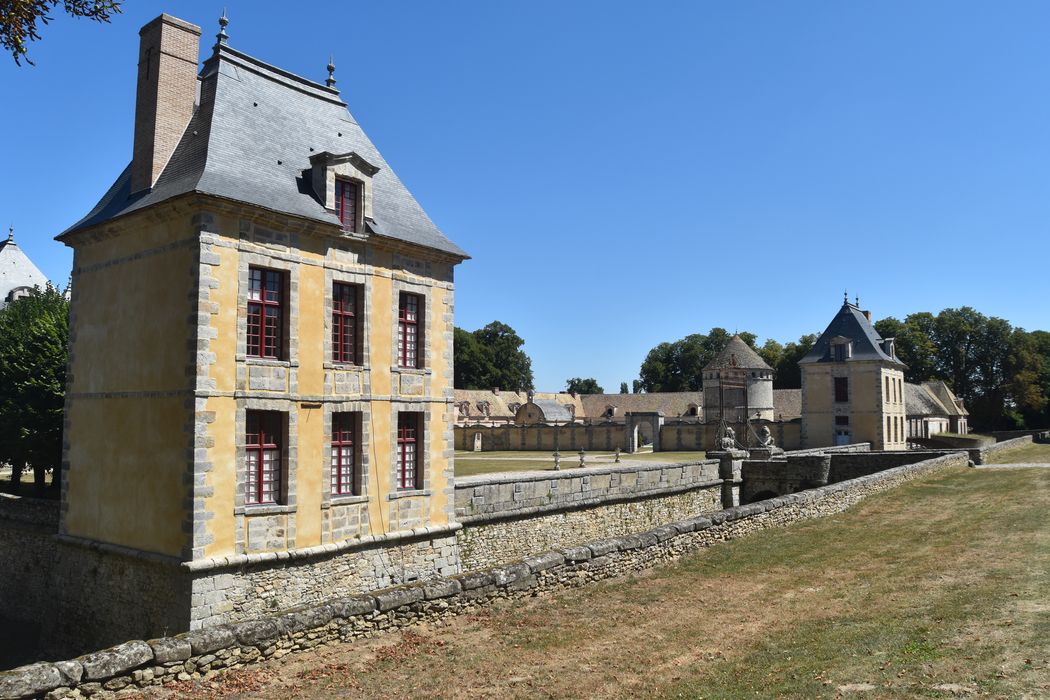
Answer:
[
  {"left": 701, "top": 335, "right": 775, "bottom": 424},
  {"left": 53, "top": 14, "right": 467, "bottom": 647},
  {"left": 800, "top": 299, "right": 907, "bottom": 450}
]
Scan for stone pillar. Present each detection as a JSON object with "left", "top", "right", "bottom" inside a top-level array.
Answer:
[{"left": 710, "top": 448, "right": 748, "bottom": 509}]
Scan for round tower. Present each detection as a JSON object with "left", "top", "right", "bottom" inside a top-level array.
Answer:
[{"left": 701, "top": 335, "right": 774, "bottom": 423}]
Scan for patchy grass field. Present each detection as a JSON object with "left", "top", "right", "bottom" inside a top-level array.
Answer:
[
  {"left": 141, "top": 466, "right": 1050, "bottom": 699},
  {"left": 985, "top": 440, "right": 1050, "bottom": 465},
  {"left": 454, "top": 449, "right": 707, "bottom": 477}
]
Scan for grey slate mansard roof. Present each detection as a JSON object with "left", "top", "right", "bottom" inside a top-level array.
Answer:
[
  {"left": 799, "top": 302, "right": 904, "bottom": 366},
  {"left": 60, "top": 43, "right": 468, "bottom": 259},
  {"left": 531, "top": 399, "right": 574, "bottom": 423}
]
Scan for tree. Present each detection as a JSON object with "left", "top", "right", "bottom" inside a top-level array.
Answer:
[
  {"left": 619, "top": 382, "right": 628, "bottom": 394},
  {"left": 3, "top": 0, "right": 122, "bottom": 66},
  {"left": 638, "top": 328, "right": 755, "bottom": 392},
  {"left": 0, "top": 285, "right": 68, "bottom": 496},
  {"left": 566, "top": 377, "right": 603, "bottom": 394},
  {"left": 771, "top": 335, "right": 817, "bottom": 389},
  {"left": 632, "top": 379, "right": 644, "bottom": 394},
  {"left": 453, "top": 321, "right": 533, "bottom": 391}
]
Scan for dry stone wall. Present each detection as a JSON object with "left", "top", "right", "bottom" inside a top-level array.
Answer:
[{"left": 0, "top": 450, "right": 969, "bottom": 700}]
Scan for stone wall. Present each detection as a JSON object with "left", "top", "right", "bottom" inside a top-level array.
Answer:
[
  {"left": 0, "top": 450, "right": 968, "bottom": 700},
  {"left": 455, "top": 422, "right": 625, "bottom": 452},
  {"left": 187, "top": 532, "right": 460, "bottom": 630},
  {"left": 0, "top": 496, "right": 58, "bottom": 667},
  {"left": 454, "top": 460, "right": 722, "bottom": 569}
]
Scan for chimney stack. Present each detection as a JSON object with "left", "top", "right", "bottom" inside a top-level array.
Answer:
[{"left": 130, "top": 14, "right": 201, "bottom": 194}]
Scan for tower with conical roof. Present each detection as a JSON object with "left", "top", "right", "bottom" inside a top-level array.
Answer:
[
  {"left": 701, "top": 335, "right": 775, "bottom": 434},
  {"left": 0, "top": 227, "right": 50, "bottom": 307},
  {"left": 799, "top": 297, "right": 906, "bottom": 450}
]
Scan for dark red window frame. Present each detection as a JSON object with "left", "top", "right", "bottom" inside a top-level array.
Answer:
[
  {"left": 834, "top": 377, "right": 849, "bottom": 403},
  {"left": 332, "top": 283, "right": 358, "bottom": 364},
  {"left": 247, "top": 267, "right": 283, "bottom": 359},
  {"left": 331, "top": 412, "right": 357, "bottom": 496},
  {"left": 246, "top": 411, "right": 282, "bottom": 505},
  {"left": 335, "top": 178, "right": 358, "bottom": 232},
  {"left": 398, "top": 293, "right": 421, "bottom": 369},
  {"left": 397, "top": 413, "right": 421, "bottom": 490}
]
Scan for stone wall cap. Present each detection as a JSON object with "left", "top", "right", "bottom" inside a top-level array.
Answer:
[
  {"left": 0, "top": 662, "right": 63, "bottom": 699},
  {"left": 77, "top": 640, "right": 153, "bottom": 682}
]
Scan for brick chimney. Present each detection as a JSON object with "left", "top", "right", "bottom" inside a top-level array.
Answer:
[{"left": 130, "top": 14, "right": 201, "bottom": 194}]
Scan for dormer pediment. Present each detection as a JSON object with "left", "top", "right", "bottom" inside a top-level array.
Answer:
[{"left": 309, "top": 151, "right": 381, "bottom": 232}]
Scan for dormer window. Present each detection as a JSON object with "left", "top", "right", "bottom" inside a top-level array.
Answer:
[
  {"left": 335, "top": 178, "right": 359, "bottom": 232},
  {"left": 309, "top": 150, "right": 380, "bottom": 234},
  {"left": 830, "top": 337, "right": 853, "bottom": 362}
]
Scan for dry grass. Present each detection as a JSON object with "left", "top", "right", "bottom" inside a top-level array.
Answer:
[
  {"left": 985, "top": 440, "right": 1050, "bottom": 465},
  {"left": 139, "top": 467, "right": 1050, "bottom": 699}
]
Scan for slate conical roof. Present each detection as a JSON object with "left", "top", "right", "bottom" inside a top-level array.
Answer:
[
  {"left": 59, "top": 41, "right": 468, "bottom": 259},
  {"left": 0, "top": 233, "right": 49, "bottom": 306},
  {"left": 800, "top": 302, "right": 904, "bottom": 366},
  {"left": 703, "top": 335, "right": 772, "bottom": 371}
]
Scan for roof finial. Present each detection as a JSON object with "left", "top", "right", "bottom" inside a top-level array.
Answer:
[
  {"left": 7, "top": 225, "right": 12, "bottom": 243},
  {"left": 855, "top": 294, "right": 860, "bottom": 307},
  {"left": 326, "top": 54, "right": 336, "bottom": 88},
  {"left": 843, "top": 289, "right": 848, "bottom": 305},
  {"left": 216, "top": 8, "right": 229, "bottom": 45}
]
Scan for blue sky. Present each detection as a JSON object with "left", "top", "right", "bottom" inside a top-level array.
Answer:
[{"left": 3, "top": 2, "right": 1048, "bottom": 392}]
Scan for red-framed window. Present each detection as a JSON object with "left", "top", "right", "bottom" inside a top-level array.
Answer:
[
  {"left": 834, "top": 377, "right": 849, "bottom": 403},
  {"left": 335, "top": 179, "right": 358, "bottom": 232},
  {"left": 246, "top": 411, "right": 282, "bottom": 505},
  {"left": 332, "top": 283, "right": 359, "bottom": 364},
  {"left": 247, "top": 267, "right": 283, "bottom": 359},
  {"left": 331, "top": 412, "right": 358, "bottom": 496},
  {"left": 397, "top": 293, "right": 421, "bottom": 369},
  {"left": 397, "top": 413, "right": 421, "bottom": 490}
]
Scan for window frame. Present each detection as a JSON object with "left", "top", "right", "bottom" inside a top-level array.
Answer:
[
  {"left": 334, "top": 177, "right": 360, "bottom": 233},
  {"left": 397, "top": 292, "right": 423, "bottom": 369},
  {"left": 396, "top": 412, "right": 422, "bottom": 490},
  {"left": 330, "top": 411, "right": 359, "bottom": 496},
  {"left": 833, "top": 376, "right": 849, "bottom": 403},
  {"left": 247, "top": 267, "right": 285, "bottom": 360},
  {"left": 245, "top": 410, "right": 283, "bottom": 505},
  {"left": 331, "top": 282, "right": 360, "bottom": 365}
]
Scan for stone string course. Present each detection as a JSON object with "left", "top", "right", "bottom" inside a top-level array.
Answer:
[{"left": 0, "top": 450, "right": 970, "bottom": 700}]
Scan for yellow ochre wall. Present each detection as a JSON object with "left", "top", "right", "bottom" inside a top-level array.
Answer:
[
  {"left": 198, "top": 213, "right": 455, "bottom": 561},
  {"left": 801, "top": 362, "right": 906, "bottom": 451},
  {"left": 63, "top": 211, "right": 197, "bottom": 557}
]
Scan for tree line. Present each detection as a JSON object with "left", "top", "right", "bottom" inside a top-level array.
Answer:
[{"left": 455, "top": 308, "right": 1050, "bottom": 431}]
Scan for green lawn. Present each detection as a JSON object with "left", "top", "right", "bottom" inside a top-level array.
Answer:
[
  {"left": 151, "top": 465, "right": 1050, "bottom": 699},
  {"left": 985, "top": 439, "right": 1050, "bottom": 464},
  {"left": 454, "top": 449, "right": 707, "bottom": 477}
]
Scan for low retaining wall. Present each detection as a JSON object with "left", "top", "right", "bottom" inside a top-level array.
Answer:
[
  {"left": 0, "top": 450, "right": 968, "bottom": 700},
  {"left": 972, "top": 434, "right": 1037, "bottom": 463},
  {"left": 454, "top": 460, "right": 723, "bottom": 569}
]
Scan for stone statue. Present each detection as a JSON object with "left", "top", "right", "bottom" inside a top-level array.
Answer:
[
  {"left": 717, "top": 427, "right": 737, "bottom": 451},
  {"left": 758, "top": 425, "right": 775, "bottom": 447}
]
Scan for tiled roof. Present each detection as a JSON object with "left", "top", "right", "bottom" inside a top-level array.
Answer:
[
  {"left": 800, "top": 302, "right": 904, "bottom": 366},
  {"left": 0, "top": 236, "right": 49, "bottom": 306},
  {"left": 922, "top": 380, "right": 968, "bottom": 417},
  {"left": 704, "top": 335, "right": 772, "bottom": 371},
  {"left": 579, "top": 392, "right": 704, "bottom": 419},
  {"left": 532, "top": 399, "right": 573, "bottom": 423},
  {"left": 60, "top": 43, "right": 467, "bottom": 259},
  {"left": 904, "top": 382, "right": 951, "bottom": 417}
]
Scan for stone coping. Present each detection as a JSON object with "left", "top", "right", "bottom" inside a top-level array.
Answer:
[
  {"left": 0, "top": 449, "right": 966, "bottom": 700},
  {"left": 455, "top": 443, "right": 873, "bottom": 489},
  {"left": 55, "top": 523, "right": 464, "bottom": 573},
  {"left": 456, "top": 459, "right": 718, "bottom": 487},
  {"left": 456, "top": 478, "right": 727, "bottom": 525}
]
